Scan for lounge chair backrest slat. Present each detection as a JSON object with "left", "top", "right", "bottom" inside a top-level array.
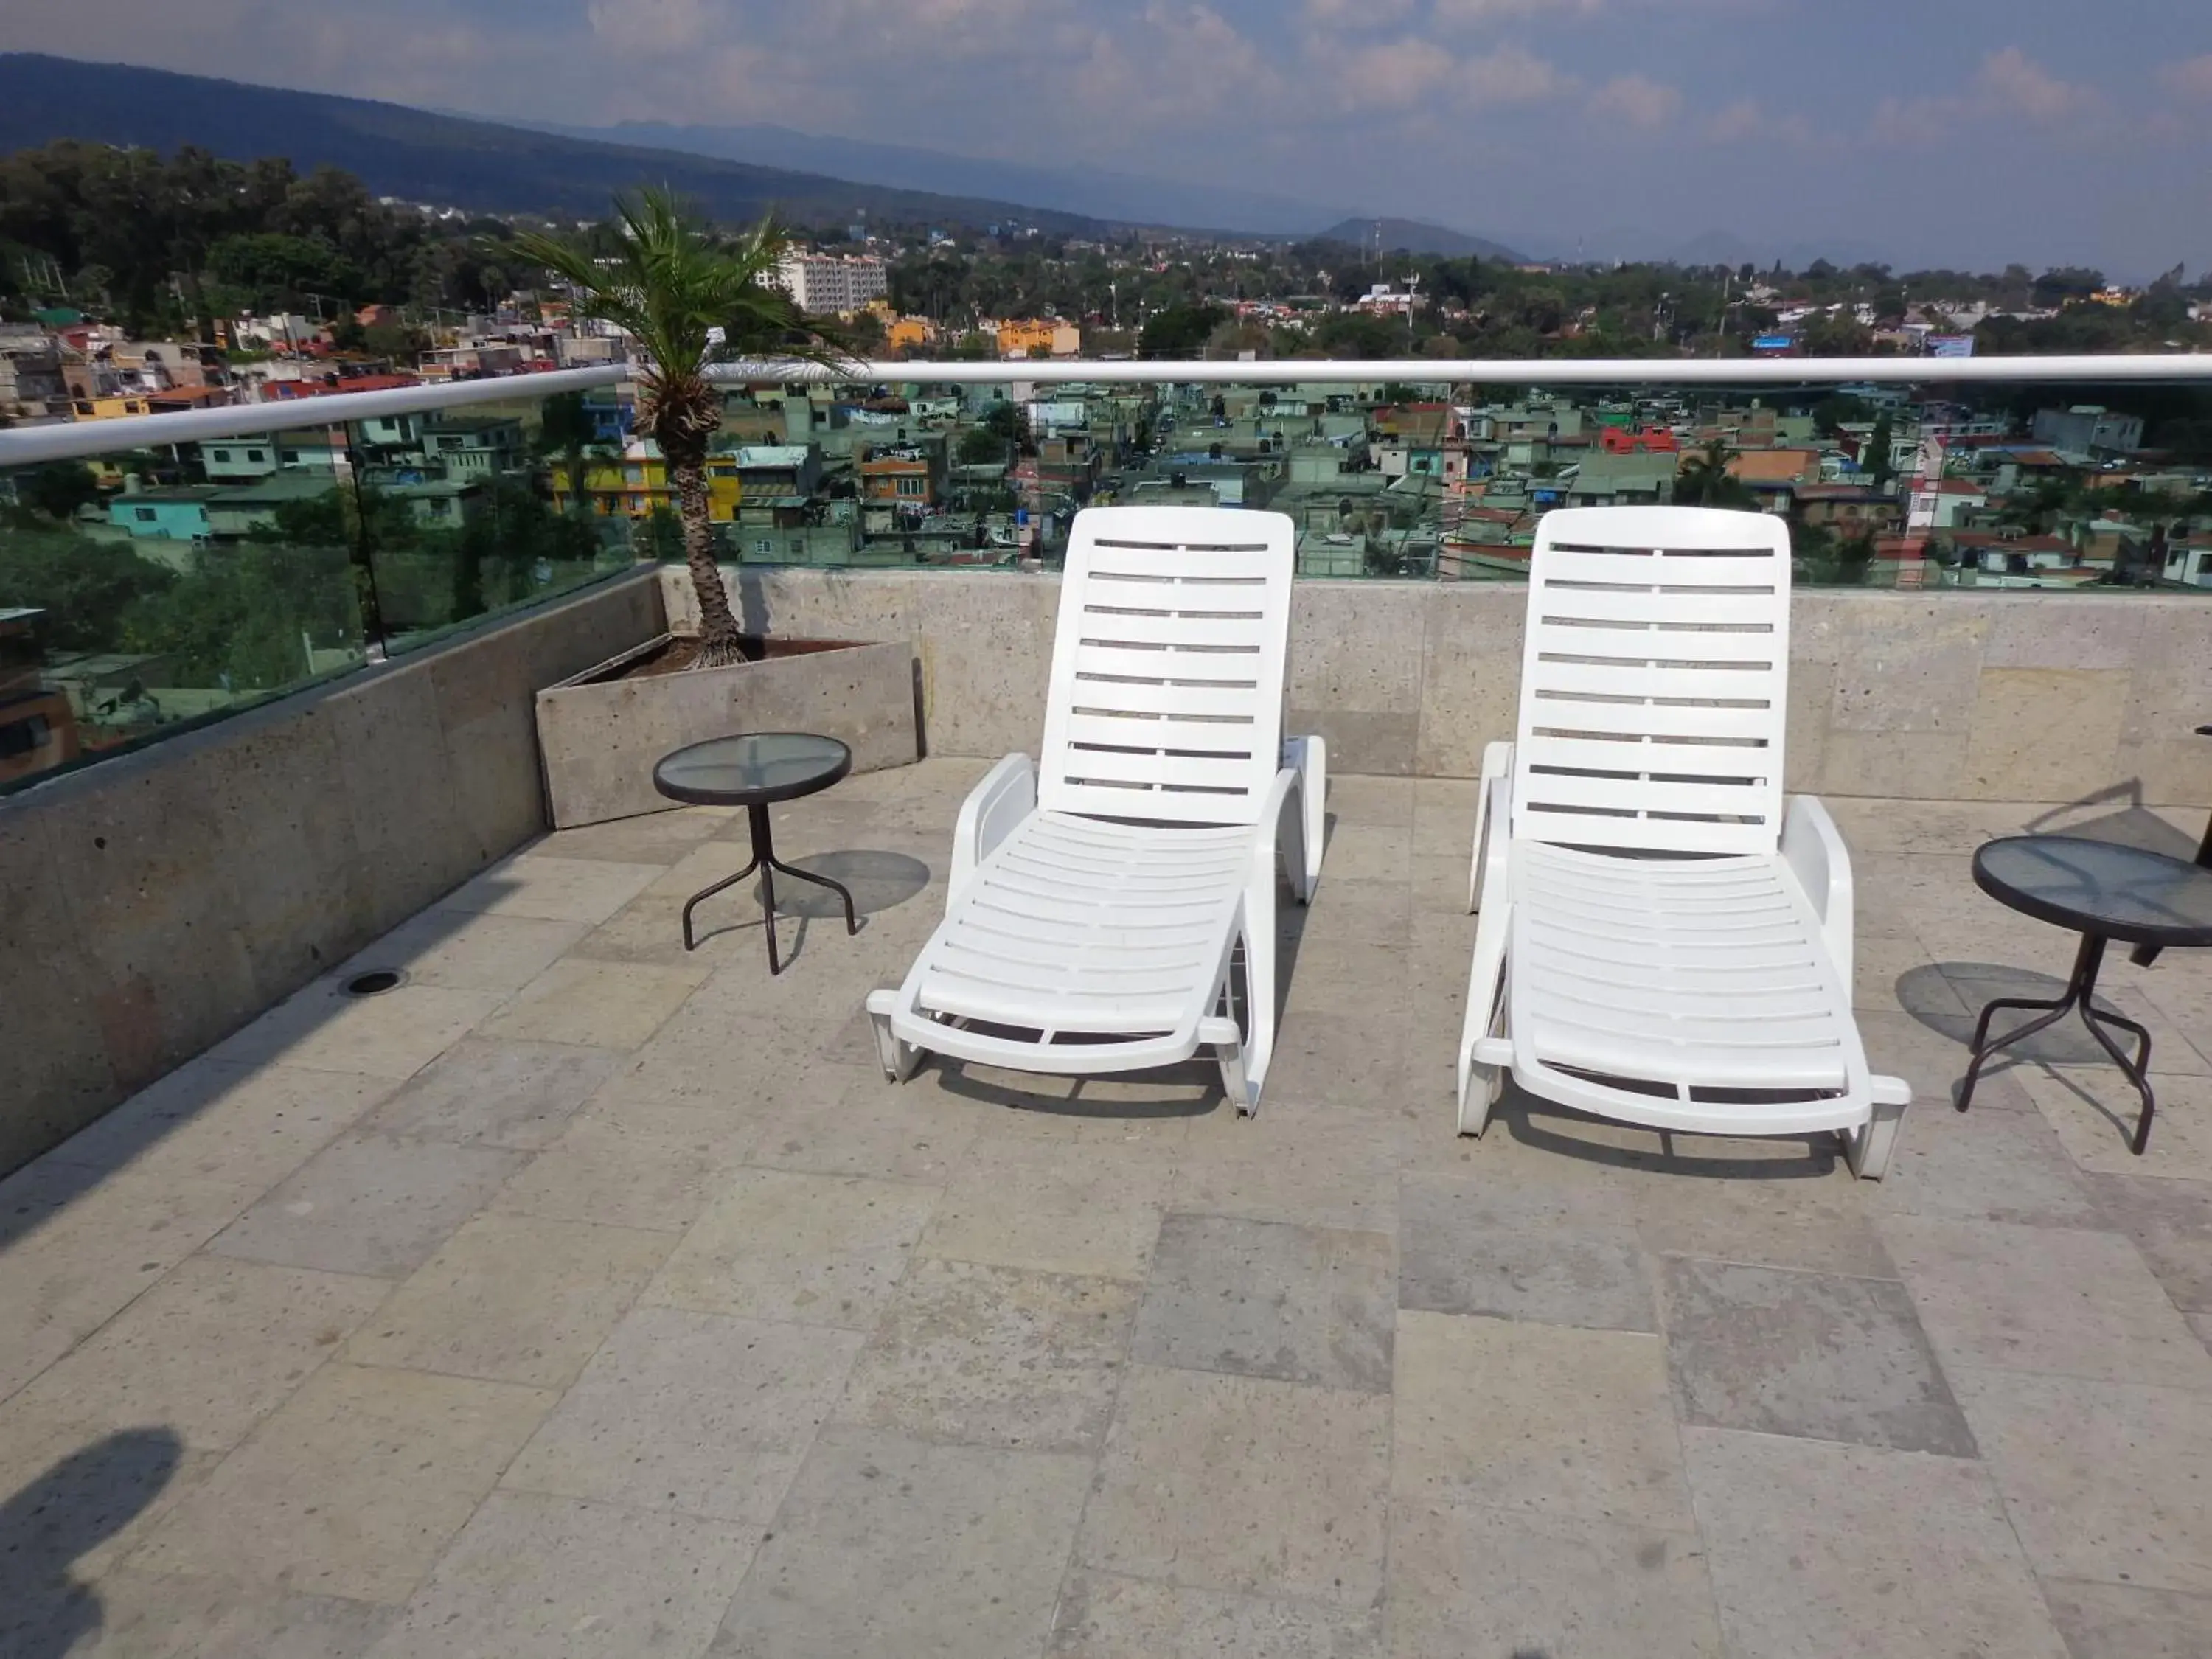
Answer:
[
  {"left": 1512, "top": 506, "right": 1792, "bottom": 857},
  {"left": 1040, "top": 506, "right": 1295, "bottom": 827}
]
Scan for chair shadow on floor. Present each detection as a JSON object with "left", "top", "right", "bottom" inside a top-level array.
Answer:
[
  {"left": 1480, "top": 1085, "right": 1845, "bottom": 1181},
  {"left": 688, "top": 848, "right": 933, "bottom": 966},
  {"left": 0, "top": 1428, "right": 183, "bottom": 1658},
  {"left": 2020, "top": 782, "right": 2203, "bottom": 861}
]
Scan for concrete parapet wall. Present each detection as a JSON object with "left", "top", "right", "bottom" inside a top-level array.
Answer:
[
  {"left": 675, "top": 566, "right": 2212, "bottom": 808},
  {"left": 0, "top": 571, "right": 664, "bottom": 1175}
]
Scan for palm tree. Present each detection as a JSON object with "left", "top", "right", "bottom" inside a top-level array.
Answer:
[
  {"left": 1673, "top": 439, "right": 1755, "bottom": 510},
  {"left": 513, "top": 189, "right": 852, "bottom": 667}
]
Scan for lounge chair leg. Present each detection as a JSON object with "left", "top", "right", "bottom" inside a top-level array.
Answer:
[
  {"left": 1846, "top": 1099, "right": 1905, "bottom": 1180},
  {"left": 863, "top": 990, "right": 921, "bottom": 1082},
  {"left": 1216, "top": 1038, "right": 1253, "bottom": 1118}
]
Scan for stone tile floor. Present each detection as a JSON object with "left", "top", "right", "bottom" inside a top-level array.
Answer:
[{"left": 4, "top": 759, "right": 2212, "bottom": 1657}]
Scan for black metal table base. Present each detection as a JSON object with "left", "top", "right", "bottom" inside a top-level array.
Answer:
[
  {"left": 1956, "top": 931, "right": 2154, "bottom": 1154},
  {"left": 682, "top": 801, "right": 858, "bottom": 973}
]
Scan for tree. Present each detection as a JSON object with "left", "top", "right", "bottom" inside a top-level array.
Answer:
[
  {"left": 956, "top": 425, "right": 1009, "bottom": 465},
  {"left": 1865, "top": 414, "right": 1895, "bottom": 489},
  {"left": 19, "top": 461, "right": 100, "bottom": 521},
  {"left": 1138, "top": 302, "right": 1225, "bottom": 359},
  {"left": 1673, "top": 440, "right": 1755, "bottom": 509},
  {"left": 512, "top": 189, "right": 852, "bottom": 667}
]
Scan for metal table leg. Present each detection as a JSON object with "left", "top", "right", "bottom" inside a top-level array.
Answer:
[
  {"left": 681, "top": 801, "right": 860, "bottom": 974},
  {"left": 1957, "top": 931, "right": 2157, "bottom": 1153}
]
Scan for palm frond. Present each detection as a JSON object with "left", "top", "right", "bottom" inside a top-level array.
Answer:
[{"left": 509, "top": 185, "right": 862, "bottom": 387}]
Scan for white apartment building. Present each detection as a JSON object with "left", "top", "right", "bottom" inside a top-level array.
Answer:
[{"left": 775, "top": 252, "right": 889, "bottom": 316}]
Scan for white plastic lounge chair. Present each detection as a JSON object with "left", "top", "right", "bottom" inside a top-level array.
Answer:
[
  {"left": 1455, "top": 506, "right": 1909, "bottom": 1177},
  {"left": 866, "top": 506, "right": 1325, "bottom": 1115}
]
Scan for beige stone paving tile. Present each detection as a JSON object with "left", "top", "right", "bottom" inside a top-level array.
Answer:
[
  {"left": 2021, "top": 1065, "right": 2212, "bottom": 1180},
  {"left": 603, "top": 998, "right": 844, "bottom": 1109},
  {"left": 1952, "top": 1364, "right": 2212, "bottom": 1595},
  {"left": 1655, "top": 1256, "right": 1977, "bottom": 1457},
  {"left": 1046, "top": 1571, "right": 1381, "bottom": 1659},
  {"left": 1682, "top": 1425, "right": 2069, "bottom": 1659},
  {"left": 37, "top": 1058, "right": 395, "bottom": 1196},
  {"left": 1310, "top": 821, "right": 1410, "bottom": 884},
  {"left": 341, "top": 1212, "right": 673, "bottom": 1390},
  {"left": 737, "top": 1065, "right": 983, "bottom": 1184},
  {"left": 1394, "top": 1309, "right": 1693, "bottom": 1533},
  {"left": 205, "top": 1132, "right": 529, "bottom": 1280},
  {"left": 7, "top": 1256, "right": 387, "bottom": 1451},
  {"left": 488, "top": 1093, "right": 759, "bottom": 1233},
  {"left": 1324, "top": 773, "right": 1415, "bottom": 827},
  {"left": 647, "top": 1166, "right": 938, "bottom": 1329},
  {"left": 1882, "top": 1214, "right": 2212, "bottom": 1390},
  {"left": 832, "top": 1256, "right": 1137, "bottom": 1453},
  {"left": 120, "top": 1362, "right": 557, "bottom": 1605},
  {"left": 39, "top": 1568, "right": 394, "bottom": 1658},
  {"left": 366, "top": 1490, "right": 757, "bottom": 1659},
  {"left": 1630, "top": 1166, "right": 1898, "bottom": 1277},
  {"left": 1869, "top": 1083, "right": 2105, "bottom": 1227},
  {"left": 0, "top": 1168, "right": 252, "bottom": 1402},
  {"left": 208, "top": 982, "right": 510, "bottom": 1080},
  {"left": 562, "top": 891, "right": 765, "bottom": 967},
  {"left": 711, "top": 1425, "right": 1091, "bottom": 1659},
  {"left": 1854, "top": 931, "right": 1958, "bottom": 1015},
  {"left": 1077, "top": 1364, "right": 1389, "bottom": 1606},
  {"left": 438, "top": 852, "right": 664, "bottom": 922},
  {"left": 335, "top": 908, "right": 591, "bottom": 995},
  {"left": 921, "top": 1135, "right": 1174, "bottom": 1280},
  {"left": 2040, "top": 1578, "right": 2212, "bottom": 1659},
  {"left": 503, "top": 1304, "right": 861, "bottom": 1523},
  {"left": 476, "top": 956, "right": 712, "bottom": 1051},
  {"left": 363, "top": 1036, "right": 620, "bottom": 1150},
  {"left": 1386, "top": 1496, "right": 1722, "bottom": 1659},
  {"left": 0, "top": 1396, "right": 223, "bottom": 1590},
  {"left": 1175, "top": 1097, "right": 1399, "bottom": 1233}
]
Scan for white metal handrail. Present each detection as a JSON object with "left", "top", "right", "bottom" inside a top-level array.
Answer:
[{"left": 4, "top": 352, "right": 2208, "bottom": 468}]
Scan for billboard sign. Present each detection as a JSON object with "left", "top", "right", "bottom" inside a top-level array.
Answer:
[{"left": 1927, "top": 335, "right": 1975, "bottom": 358}]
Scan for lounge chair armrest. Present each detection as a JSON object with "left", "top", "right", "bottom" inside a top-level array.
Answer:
[
  {"left": 1279, "top": 734, "right": 1326, "bottom": 900},
  {"left": 1781, "top": 793, "right": 1854, "bottom": 988},
  {"left": 951, "top": 752, "right": 1036, "bottom": 905},
  {"left": 1470, "top": 742, "right": 1514, "bottom": 913}
]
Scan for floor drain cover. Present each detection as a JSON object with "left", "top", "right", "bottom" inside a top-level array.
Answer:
[{"left": 344, "top": 968, "right": 405, "bottom": 997}]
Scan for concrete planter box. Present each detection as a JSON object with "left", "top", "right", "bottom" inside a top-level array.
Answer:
[{"left": 535, "top": 635, "right": 919, "bottom": 827}]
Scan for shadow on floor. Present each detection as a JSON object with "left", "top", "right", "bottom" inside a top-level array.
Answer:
[
  {"left": 2023, "top": 787, "right": 2205, "bottom": 861},
  {"left": 686, "top": 847, "right": 936, "bottom": 967},
  {"left": 1902, "top": 961, "right": 2137, "bottom": 1068},
  {"left": 1485, "top": 1088, "right": 1843, "bottom": 1181},
  {"left": 0, "top": 1427, "right": 184, "bottom": 1658}
]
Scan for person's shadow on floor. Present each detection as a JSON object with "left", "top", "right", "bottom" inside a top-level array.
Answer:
[{"left": 0, "top": 1427, "right": 184, "bottom": 1657}]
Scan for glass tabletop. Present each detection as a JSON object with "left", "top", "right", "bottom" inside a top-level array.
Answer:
[
  {"left": 653, "top": 731, "right": 852, "bottom": 805},
  {"left": 1974, "top": 835, "right": 2212, "bottom": 946}
]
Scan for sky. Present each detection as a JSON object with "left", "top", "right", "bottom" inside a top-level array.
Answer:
[{"left": 4, "top": 0, "right": 2211, "bottom": 276}]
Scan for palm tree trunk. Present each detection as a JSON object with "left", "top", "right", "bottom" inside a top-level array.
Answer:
[{"left": 668, "top": 450, "right": 748, "bottom": 668}]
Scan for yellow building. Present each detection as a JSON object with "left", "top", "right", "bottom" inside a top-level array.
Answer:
[
  {"left": 886, "top": 316, "right": 936, "bottom": 352},
  {"left": 68, "top": 393, "right": 153, "bottom": 421},
  {"left": 995, "top": 319, "right": 1081, "bottom": 358},
  {"left": 549, "top": 440, "right": 745, "bottom": 521}
]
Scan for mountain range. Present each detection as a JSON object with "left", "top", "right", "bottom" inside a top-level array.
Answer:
[{"left": 0, "top": 53, "right": 1539, "bottom": 260}]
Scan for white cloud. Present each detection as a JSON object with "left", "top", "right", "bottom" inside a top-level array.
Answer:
[
  {"left": 1334, "top": 36, "right": 1459, "bottom": 111},
  {"left": 1464, "top": 45, "right": 1575, "bottom": 106},
  {"left": 1588, "top": 73, "right": 1680, "bottom": 128},
  {"left": 2159, "top": 54, "right": 2212, "bottom": 100},
  {"left": 1974, "top": 46, "right": 2091, "bottom": 123},
  {"left": 1302, "top": 0, "right": 1417, "bottom": 29},
  {"left": 1433, "top": 0, "right": 1605, "bottom": 24},
  {"left": 1703, "top": 97, "right": 1815, "bottom": 146},
  {"left": 585, "top": 0, "right": 717, "bottom": 56}
]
